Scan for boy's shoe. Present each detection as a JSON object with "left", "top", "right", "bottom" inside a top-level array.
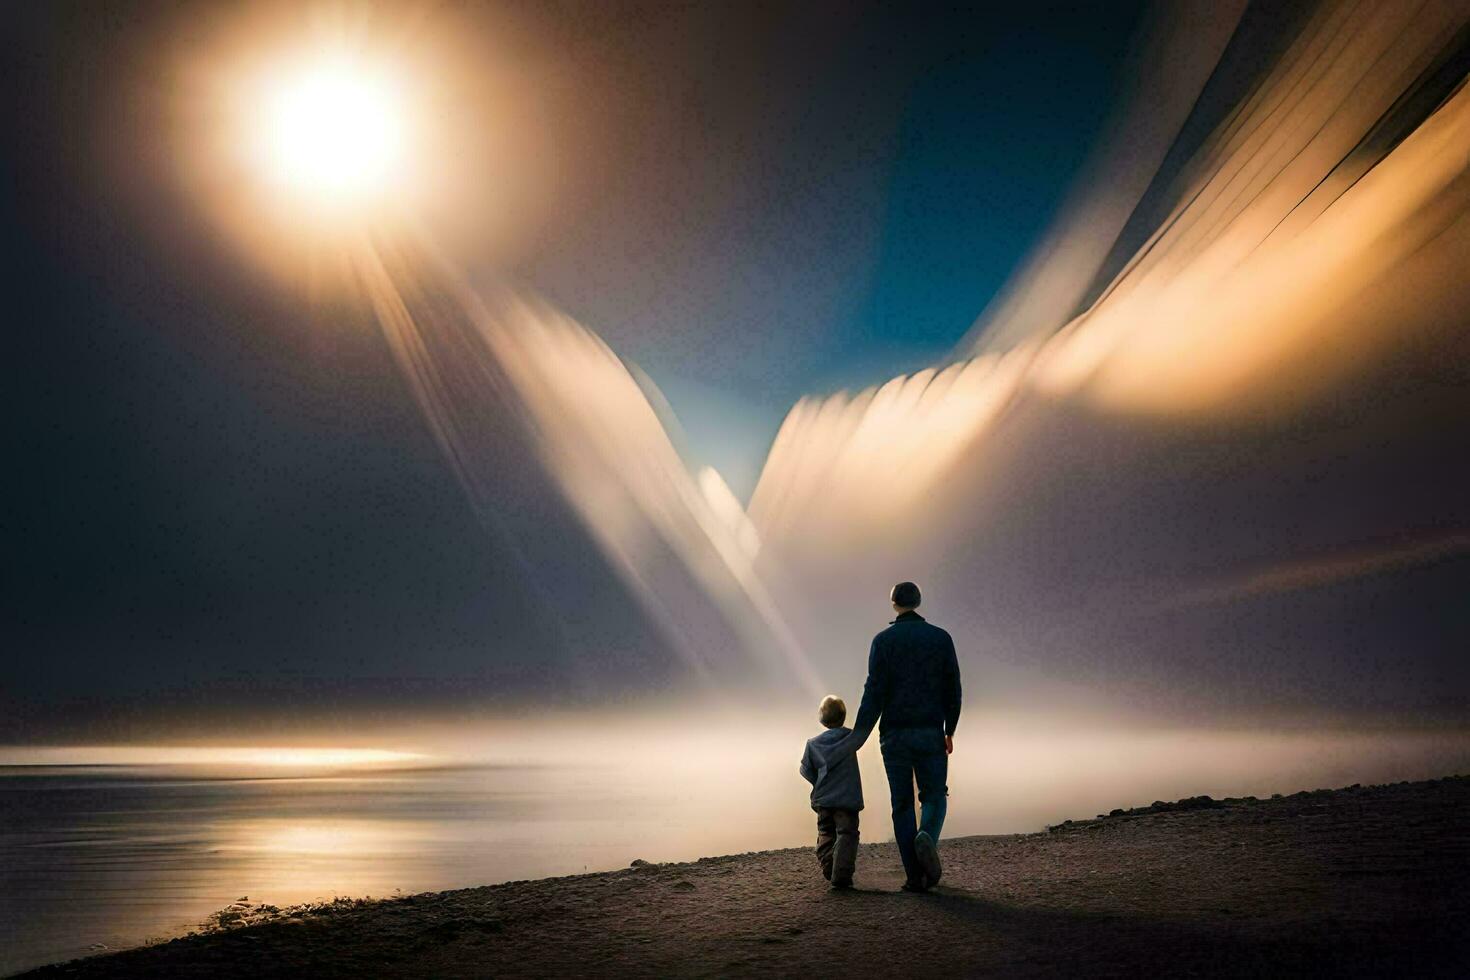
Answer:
[{"left": 914, "top": 831, "right": 942, "bottom": 886}]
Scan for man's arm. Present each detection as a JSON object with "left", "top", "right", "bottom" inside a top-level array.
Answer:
[
  {"left": 850, "top": 635, "right": 886, "bottom": 746},
  {"left": 825, "top": 637, "right": 886, "bottom": 765},
  {"left": 942, "top": 631, "right": 962, "bottom": 739}
]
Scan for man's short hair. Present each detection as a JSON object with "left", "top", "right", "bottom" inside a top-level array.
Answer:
[
  {"left": 890, "top": 581, "right": 922, "bottom": 608},
  {"left": 818, "top": 695, "right": 847, "bottom": 728}
]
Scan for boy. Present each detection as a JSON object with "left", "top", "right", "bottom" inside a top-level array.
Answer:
[{"left": 799, "top": 695, "right": 863, "bottom": 889}]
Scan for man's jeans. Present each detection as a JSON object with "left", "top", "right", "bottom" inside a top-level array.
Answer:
[{"left": 880, "top": 727, "right": 948, "bottom": 884}]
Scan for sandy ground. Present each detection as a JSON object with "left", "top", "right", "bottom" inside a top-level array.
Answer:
[{"left": 19, "top": 776, "right": 1469, "bottom": 978}]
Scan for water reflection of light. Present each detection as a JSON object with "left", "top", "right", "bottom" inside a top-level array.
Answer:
[
  {"left": 236, "top": 819, "right": 407, "bottom": 856},
  {"left": 0, "top": 746, "right": 426, "bottom": 767},
  {"left": 211, "top": 747, "right": 425, "bottom": 768}
]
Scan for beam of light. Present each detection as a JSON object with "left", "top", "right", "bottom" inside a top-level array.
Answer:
[
  {"left": 749, "top": 1, "right": 1470, "bottom": 541},
  {"left": 185, "top": 9, "right": 825, "bottom": 699},
  {"left": 748, "top": 349, "right": 1030, "bottom": 543},
  {"left": 351, "top": 233, "right": 825, "bottom": 698},
  {"left": 698, "top": 466, "right": 761, "bottom": 561},
  {"left": 1034, "top": 60, "right": 1470, "bottom": 415},
  {"left": 955, "top": 0, "right": 1250, "bottom": 355}
]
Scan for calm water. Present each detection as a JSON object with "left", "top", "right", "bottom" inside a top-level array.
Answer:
[
  {"left": 3, "top": 719, "right": 1467, "bottom": 975},
  {"left": 0, "top": 760, "right": 799, "bottom": 976}
]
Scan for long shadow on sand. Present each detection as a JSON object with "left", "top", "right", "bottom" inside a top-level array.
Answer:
[{"left": 831, "top": 883, "right": 1468, "bottom": 978}]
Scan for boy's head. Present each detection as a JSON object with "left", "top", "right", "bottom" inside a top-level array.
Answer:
[{"left": 818, "top": 695, "right": 847, "bottom": 729}]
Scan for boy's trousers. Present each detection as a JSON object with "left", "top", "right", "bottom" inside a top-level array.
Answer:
[{"left": 815, "top": 807, "right": 860, "bottom": 883}]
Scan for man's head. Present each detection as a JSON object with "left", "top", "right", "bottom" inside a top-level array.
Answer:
[
  {"left": 818, "top": 695, "right": 847, "bottom": 729},
  {"left": 890, "top": 581, "right": 921, "bottom": 612}
]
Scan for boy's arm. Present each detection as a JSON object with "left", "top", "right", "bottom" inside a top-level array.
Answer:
[{"left": 798, "top": 742, "right": 816, "bottom": 784}]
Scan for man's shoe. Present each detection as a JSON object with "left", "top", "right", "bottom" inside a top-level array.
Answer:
[
  {"left": 914, "top": 831, "right": 942, "bottom": 887},
  {"left": 830, "top": 877, "right": 853, "bottom": 890},
  {"left": 900, "top": 877, "right": 929, "bottom": 893}
]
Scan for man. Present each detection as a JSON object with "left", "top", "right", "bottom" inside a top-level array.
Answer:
[{"left": 830, "top": 581, "right": 961, "bottom": 892}]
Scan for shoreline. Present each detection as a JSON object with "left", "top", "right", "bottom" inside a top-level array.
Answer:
[{"left": 19, "top": 775, "right": 1470, "bottom": 978}]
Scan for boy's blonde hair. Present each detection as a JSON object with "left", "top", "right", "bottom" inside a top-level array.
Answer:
[{"left": 818, "top": 695, "right": 847, "bottom": 728}]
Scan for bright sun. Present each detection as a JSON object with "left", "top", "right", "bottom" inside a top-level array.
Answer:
[{"left": 261, "top": 57, "right": 406, "bottom": 199}]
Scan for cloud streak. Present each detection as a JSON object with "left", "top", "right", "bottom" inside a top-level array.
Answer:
[{"left": 1169, "top": 531, "right": 1470, "bottom": 608}]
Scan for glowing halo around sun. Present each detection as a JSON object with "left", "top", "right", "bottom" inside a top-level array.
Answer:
[{"left": 175, "top": 4, "right": 553, "bottom": 289}]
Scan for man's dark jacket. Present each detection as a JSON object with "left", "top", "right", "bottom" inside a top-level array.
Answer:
[{"left": 829, "top": 611, "right": 961, "bottom": 762}]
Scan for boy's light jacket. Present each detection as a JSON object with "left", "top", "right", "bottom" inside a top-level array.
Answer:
[{"left": 799, "top": 726, "right": 864, "bottom": 811}]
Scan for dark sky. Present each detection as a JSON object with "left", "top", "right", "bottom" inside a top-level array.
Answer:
[{"left": 1, "top": 2, "right": 1153, "bottom": 739}]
